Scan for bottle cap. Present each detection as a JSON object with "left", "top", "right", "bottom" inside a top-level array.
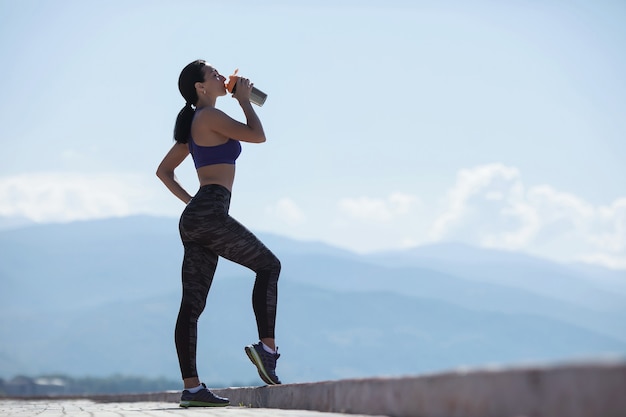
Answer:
[{"left": 225, "top": 68, "right": 239, "bottom": 93}]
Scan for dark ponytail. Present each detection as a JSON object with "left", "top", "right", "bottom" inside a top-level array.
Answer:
[
  {"left": 173, "top": 103, "right": 195, "bottom": 144},
  {"left": 173, "top": 60, "right": 207, "bottom": 143}
]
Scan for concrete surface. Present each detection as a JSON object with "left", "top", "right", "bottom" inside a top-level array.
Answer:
[
  {"left": 2, "top": 361, "right": 625, "bottom": 417},
  {"left": 0, "top": 399, "right": 387, "bottom": 417}
]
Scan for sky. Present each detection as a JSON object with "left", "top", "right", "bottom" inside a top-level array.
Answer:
[{"left": 1, "top": 0, "right": 625, "bottom": 269}]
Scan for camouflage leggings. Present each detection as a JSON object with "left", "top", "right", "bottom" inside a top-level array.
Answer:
[{"left": 175, "top": 184, "right": 281, "bottom": 379}]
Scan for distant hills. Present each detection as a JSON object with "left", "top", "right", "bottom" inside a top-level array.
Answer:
[{"left": 1, "top": 215, "right": 624, "bottom": 387}]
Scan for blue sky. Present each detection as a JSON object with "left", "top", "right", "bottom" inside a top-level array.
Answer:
[{"left": 1, "top": 0, "right": 625, "bottom": 269}]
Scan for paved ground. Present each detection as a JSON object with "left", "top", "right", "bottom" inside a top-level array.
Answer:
[{"left": 0, "top": 399, "right": 387, "bottom": 417}]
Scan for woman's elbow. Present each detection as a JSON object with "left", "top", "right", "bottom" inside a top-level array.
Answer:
[
  {"left": 245, "top": 127, "right": 265, "bottom": 143},
  {"left": 156, "top": 165, "right": 170, "bottom": 181},
  {"left": 245, "top": 135, "right": 266, "bottom": 143},
  {"left": 253, "top": 131, "right": 266, "bottom": 143}
]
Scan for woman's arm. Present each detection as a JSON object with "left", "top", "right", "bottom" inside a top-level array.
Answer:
[
  {"left": 196, "top": 78, "right": 266, "bottom": 143},
  {"left": 156, "top": 142, "right": 194, "bottom": 204}
]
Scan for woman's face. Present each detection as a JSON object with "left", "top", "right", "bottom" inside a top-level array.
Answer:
[{"left": 202, "top": 65, "right": 227, "bottom": 96}]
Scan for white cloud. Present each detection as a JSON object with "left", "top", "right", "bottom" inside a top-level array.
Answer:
[
  {"left": 429, "top": 164, "right": 626, "bottom": 268},
  {"left": 265, "top": 197, "right": 306, "bottom": 226},
  {"left": 2, "top": 167, "right": 624, "bottom": 270},
  {"left": 0, "top": 172, "right": 175, "bottom": 223},
  {"left": 338, "top": 193, "right": 419, "bottom": 223},
  {"left": 430, "top": 163, "right": 525, "bottom": 242},
  {"left": 313, "top": 193, "right": 425, "bottom": 253}
]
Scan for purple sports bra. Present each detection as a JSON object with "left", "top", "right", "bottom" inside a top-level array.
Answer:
[{"left": 188, "top": 137, "right": 242, "bottom": 169}]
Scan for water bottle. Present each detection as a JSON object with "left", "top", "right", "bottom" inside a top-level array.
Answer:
[{"left": 225, "top": 69, "right": 267, "bottom": 107}]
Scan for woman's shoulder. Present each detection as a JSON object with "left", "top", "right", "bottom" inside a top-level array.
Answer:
[
  {"left": 195, "top": 106, "right": 227, "bottom": 121},
  {"left": 193, "top": 107, "right": 235, "bottom": 133}
]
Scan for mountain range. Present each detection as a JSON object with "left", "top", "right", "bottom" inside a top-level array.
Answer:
[{"left": 1, "top": 215, "right": 624, "bottom": 387}]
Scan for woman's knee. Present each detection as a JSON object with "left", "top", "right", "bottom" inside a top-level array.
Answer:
[
  {"left": 267, "top": 252, "right": 281, "bottom": 275},
  {"left": 255, "top": 251, "right": 281, "bottom": 279}
]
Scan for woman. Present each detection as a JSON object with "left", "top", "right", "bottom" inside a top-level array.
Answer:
[{"left": 156, "top": 60, "right": 282, "bottom": 408}]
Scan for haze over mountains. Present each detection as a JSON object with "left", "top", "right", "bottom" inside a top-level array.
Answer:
[{"left": 1, "top": 216, "right": 624, "bottom": 386}]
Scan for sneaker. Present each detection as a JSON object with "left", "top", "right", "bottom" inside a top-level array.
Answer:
[
  {"left": 245, "top": 342, "right": 282, "bottom": 385},
  {"left": 179, "top": 383, "right": 230, "bottom": 407}
]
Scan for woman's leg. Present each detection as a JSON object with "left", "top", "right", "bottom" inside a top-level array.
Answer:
[
  {"left": 207, "top": 216, "right": 283, "bottom": 385},
  {"left": 175, "top": 185, "right": 228, "bottom": 383},
  {"left": 176, "top": 184, "right": 281, "bottom": 385},
  {"left": 174, "top": 240, "right": 219, "bottom": 384},
  {"left": 193, "top": 213, "right": 281, "bottom": 341}
]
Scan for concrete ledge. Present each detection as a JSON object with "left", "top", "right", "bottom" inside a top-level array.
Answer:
[
  {"left": 208, "top": 361, "right": 626, "bottom": 417},
  {"left": 14, "top": 361, "right": 626, "bottom": 417}
]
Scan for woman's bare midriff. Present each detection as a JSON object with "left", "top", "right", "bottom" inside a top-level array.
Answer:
[{"left": 196, "top": 164, "right": 236, "bottom": 192}]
